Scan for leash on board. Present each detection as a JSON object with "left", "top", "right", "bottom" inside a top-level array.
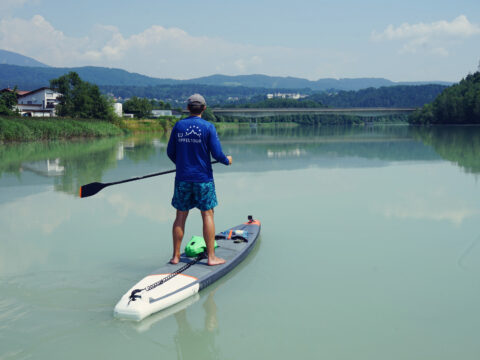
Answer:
[{"left": 128, "top": 253, "right": 206, "bottom": 305}]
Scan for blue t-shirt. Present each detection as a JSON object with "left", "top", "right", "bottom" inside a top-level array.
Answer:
[{"left": 167, "top": 116, "right": 229, "bottom": 182}]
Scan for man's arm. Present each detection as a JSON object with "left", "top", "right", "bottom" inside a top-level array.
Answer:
[
  {"left": 208, "top": 125, "right": 230, "bottom": 165},
  {"left": 166, "top": 126, "right": 177, "bottom": 163}
]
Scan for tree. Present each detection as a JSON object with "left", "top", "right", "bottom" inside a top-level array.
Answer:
[
  {"left": 409, "top": 72, "right": 480, "bottom": 124},
  {"left": 49, "top": 72, "right": 117, "bottom": 121},
  {"left": 202, "top": 107, "right": 217, "bottom": 122},
  {"left": 149, "top": 99, "right": 172, "bottom": 110},
  {"left": 123, "top": 96, "right": 153, "bottom": 118},
  {"left": 0, "top": 88, "right": 18, "bottom": 116}
]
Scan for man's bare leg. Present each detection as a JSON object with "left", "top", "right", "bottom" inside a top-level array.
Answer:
[
  {"left": 171, "top": 210, "right": 189, "bottom": 264},
  {"left": 201, "top": 209, "right": 226, "bottom": 266}
]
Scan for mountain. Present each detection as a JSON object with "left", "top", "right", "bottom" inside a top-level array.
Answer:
[
  {"left": 0, "top": 49, "right": 49, "bottom": 68},
  {"left": 0, "top": 63, "right": 451, "bottom": 92},
  {"left": 184, "top": 74, "right": 451, "bottom": 91},
  {"left": 0, "top": 64, "right": 180, "bottom": 90},
  {"left": 184, "top": 74, "right": 398, "bottom": 91}
]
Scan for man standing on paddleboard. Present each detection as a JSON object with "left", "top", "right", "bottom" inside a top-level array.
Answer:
[{"left": 167, "top": 94, "right": 232, "bottom": 266}]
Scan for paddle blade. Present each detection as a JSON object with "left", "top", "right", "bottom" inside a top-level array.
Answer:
[{"left": 79, "top": 182, "right": 106, "bottom": 198}]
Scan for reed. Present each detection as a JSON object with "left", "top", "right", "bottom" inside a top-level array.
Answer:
[{"left": 0, "top": 117, "right": 125, "bottom": 142}]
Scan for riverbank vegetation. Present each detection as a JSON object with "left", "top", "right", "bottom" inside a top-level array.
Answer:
[
  {"left": 123, "top": 97, "right": 176, "bottom": 118},
  {"left": 0, "top": 89, "right": 19, "bottom": 116},
  {"left": 0, "top": 117, "right": 124, "bottom": 142},
  {"left": 121, "top": 117, "right": 176, "bottom": 133},
  {"left": 213, "top": 113, "right": 409, "bottom": 126},
  {"left": 409, "top": 72, "right": 480, "bottom": 124}
]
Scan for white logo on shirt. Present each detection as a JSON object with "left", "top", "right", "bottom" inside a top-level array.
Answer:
[{"left": 185, "top": 125, "right": 202, "bottom": 137}]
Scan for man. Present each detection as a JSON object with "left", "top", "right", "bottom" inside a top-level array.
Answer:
[{"left": 167, "top": 94, "right": 232, "bottom": 266}]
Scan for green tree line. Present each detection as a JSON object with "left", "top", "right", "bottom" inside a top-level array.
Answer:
[
  {"left": 223, "top": 97, "right": 326, "bottom": 108},
  {"left": 409, "top": 72, "right": 480, "bottom": 124},
  {"left": 123, "top": 97, "right": 174, "bottom": 118},
  {"left": 309, "top": 85, "right": 446, "bottom": 108},
  {"left": 50, "top": 72, "right": 117, "bottom": 121}
]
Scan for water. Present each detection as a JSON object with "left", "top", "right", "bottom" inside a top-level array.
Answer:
[{"left": 1, "top": 124, "right": 480, "bottom": 359}]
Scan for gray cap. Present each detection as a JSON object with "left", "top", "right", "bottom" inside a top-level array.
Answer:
[{"left": 187, "top": 93, "right": 206, "bottom": 106}]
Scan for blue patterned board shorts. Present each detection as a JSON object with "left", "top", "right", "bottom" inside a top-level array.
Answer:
[{"left": 172, "top": 180, "right": 218, "bottom": 211}]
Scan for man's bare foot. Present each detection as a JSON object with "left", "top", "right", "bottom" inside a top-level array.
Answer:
[
  {"left": 170, "top": 256, "right": 180, "bottom": 264},
  {"left": 207, "top": 256, "right": 226, "bottom": 266}
]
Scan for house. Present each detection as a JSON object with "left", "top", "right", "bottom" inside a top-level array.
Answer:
[
  {"left": 0, "top": 88, "right": 31, "bottom": 96},
  {"left": 15, "top": 87, "right": 62, "bottom": 117},
  {"left": 151, "top": 109, "right": 172, "bottom": 117}
]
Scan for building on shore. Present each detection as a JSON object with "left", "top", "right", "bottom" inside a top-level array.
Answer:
[
  {"left": 266, "top": 92, "right": 307, "bottom": 100},
  {"left": 151, "top": 109, "right": 173, "bottom": 117},
  {"left": 16, "top": 87, "right": 62, "bottom": 117},
  {"left": 1, "top": 87, "right": 62, "bottom": 117},
  {"left": 113, "top": 102, "right": 123, "bottom": 117}
]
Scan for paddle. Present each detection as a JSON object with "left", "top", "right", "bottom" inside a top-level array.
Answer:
[{"left": 79, "top": 160, "right": 219, "bottom": 198}]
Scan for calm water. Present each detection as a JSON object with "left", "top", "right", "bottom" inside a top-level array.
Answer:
[{"left": 1, "top": 124, "right": 480, "bottom": 359}]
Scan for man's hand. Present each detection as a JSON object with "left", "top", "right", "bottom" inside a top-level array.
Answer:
[{"left": 227, "top": 156, "right": 233, "bottom": 165}]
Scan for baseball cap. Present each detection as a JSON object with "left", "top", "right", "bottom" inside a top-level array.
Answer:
[{"left": 187, "top": 94, "right": 206, "bottom": 106}]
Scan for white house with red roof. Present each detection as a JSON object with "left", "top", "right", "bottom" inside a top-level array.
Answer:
[
  {"left": 1, "top": 87, "right": 62, "bottom": 117},
  {"left": 16, "top": 87, "right": 62, "bottom": 117}
]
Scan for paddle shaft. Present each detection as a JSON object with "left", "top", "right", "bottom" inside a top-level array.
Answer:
[
  {"left": 105, "top": 160, "right": 219, "bottom": 187},
  {"left": 80, "top": 160, "right": 220, "bottom": 198}
]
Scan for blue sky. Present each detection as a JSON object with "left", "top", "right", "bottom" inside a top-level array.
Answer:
[{"left": 1, "top": 0, "right": 479, "bottom": 81}]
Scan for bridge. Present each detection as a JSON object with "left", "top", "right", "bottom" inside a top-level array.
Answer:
[{"left": 204, "top": 107, "right": 417, "bottom": 118}]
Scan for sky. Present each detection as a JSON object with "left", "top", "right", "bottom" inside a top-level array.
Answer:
[{"left": 0, "top": 0, "right": 479, "bottom": 82}]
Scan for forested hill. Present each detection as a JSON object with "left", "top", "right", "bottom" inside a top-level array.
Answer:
[
  {"left": 186, "top": 74, "right": 451, "bottom": 91},
  {"left": 0, "top": 64, "right": 179, "bottom": 89},
  {"left": 309, "top": 85, "right": 447, "bottom": 108},
  {"left": 409, "top": 72, "right": 480, "bottom": 124},
  {"left": 0, "top": 63, "right": 450, "bottom": 92},
  {"left": 222, "top": 84, "right": 447, "bottom": 109}
]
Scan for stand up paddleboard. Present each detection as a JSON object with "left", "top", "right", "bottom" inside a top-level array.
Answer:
[{"left": 114, "top": 216, "right": 261, "bottom": 321}]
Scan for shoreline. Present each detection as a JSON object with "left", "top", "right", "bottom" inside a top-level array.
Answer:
[{"left": 0, "top": 116, "right": 413, "bottom": 143}]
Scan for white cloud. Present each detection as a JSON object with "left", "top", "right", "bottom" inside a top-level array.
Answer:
[
  {"left": 0, "top": 15, "right": 351, "bottom": 79},
  {"left": 371, "top": 15, "right": 480, "bottom": 56},
  {"left": 0, "top": 15, "right": 89, "bottom": 65},
  {"left": 103, "top": 192, "right": 173, "bottom": 223},
  {"left": 0, "top": 0, "right": 36, "bottom": 13},
  {"left": 382, "top": 196, "right": 478, "bottom": 226}
]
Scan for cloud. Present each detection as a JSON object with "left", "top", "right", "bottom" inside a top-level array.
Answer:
[
  {"left": 0, "top": 15, "right": 350, "bottom": 79},
  {"left": 0, "top": 15, "right": 89, "bottom": 65},
  {"left": 381, "top": 194, "right": 478, "bottom": 226},
  {"left": 371, "top": 15, "right": 480, "bottom": 56},
  {"left": 102, "top": 192, "right": 173, "bottom": 223},
  {"left": 0, "top": 0, "right": 36, "bottom": 13}
]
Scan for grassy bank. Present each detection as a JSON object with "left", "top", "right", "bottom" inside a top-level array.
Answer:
[
  {"left": 120, "top": 117, "right": 176, "bottom": 134},
  {"left": 0, "top": 116, "right": 124, "bottom": 142}
]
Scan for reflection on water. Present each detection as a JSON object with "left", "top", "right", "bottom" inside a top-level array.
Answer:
[
  {"left": 174, "top": 290, "right": 220, "bottom": 360},
  {"left": 1, "top": 124, "right": 480, "bottom": 360},
  {"left": 2, "top": 125, "right": 479, "bottom": 202},
  {"left": 410, "top": 125, "right": 480, "bottom": 174}
]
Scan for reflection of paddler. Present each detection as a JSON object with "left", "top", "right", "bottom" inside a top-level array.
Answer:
[{"left": 174, "top": 289, "right": 220, "bottom": 360}]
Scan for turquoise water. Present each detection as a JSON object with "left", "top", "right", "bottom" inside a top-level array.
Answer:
[{"left": 1, "top": 125, "right": 480, "bottom": 359}]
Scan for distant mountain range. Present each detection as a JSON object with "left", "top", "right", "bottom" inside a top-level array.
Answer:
[
  {"left": 0, "top": 49, "right": 452, "bottom": 92},
  {"left": 0, "top": 49, "right": 49, "bottom": 68}
]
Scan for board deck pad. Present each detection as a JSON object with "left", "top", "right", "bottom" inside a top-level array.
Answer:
[{"left": 114, "top": 216, "right": 261, "bottom": 321}]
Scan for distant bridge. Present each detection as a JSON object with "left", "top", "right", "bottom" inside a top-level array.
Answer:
[{"left": 205, "top": 107, "right": 418, "bottom": 118}]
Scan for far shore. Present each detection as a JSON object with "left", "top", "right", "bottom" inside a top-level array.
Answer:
[{"left": 0, "top": 115, "right": 411, "bottom": 143}]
